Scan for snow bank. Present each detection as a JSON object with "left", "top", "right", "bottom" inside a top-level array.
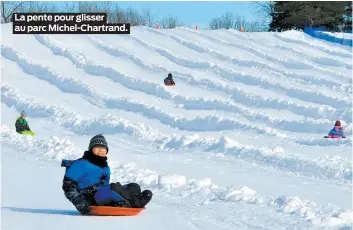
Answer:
[
  {"left": 158, "top": 174, "right": 187, "bottom": 188},
  {"left": 220, "top": 186, "right": 259, "bottom": 204},
  {"left": 296, "top": 137, "right": 352, "bottom": 147},
  {"left": 274, "top": 195, "right": 353, "bottom": 228},
  {"left": 0, "top": 126, "right": 81, "bottom": 161},
  {"left": 160, "top": 135, "right": 352, "bottom": 183}
]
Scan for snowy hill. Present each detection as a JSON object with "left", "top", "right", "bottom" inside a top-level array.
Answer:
[{"left": 1, "top": 23, "right": 352, "bottom": 230}]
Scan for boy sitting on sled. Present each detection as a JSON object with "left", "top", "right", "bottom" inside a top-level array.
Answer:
[{"left": 61, "top": 134, "right": 153, "bottom": 215}]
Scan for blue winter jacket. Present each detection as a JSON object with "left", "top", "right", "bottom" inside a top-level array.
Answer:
[{"left": 61, "top": 156, "right": 125, "bottom": 206}]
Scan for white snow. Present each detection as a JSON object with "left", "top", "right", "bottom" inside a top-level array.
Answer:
[{"left": 1, "top": 24, "right": 352, "bottom": 230}]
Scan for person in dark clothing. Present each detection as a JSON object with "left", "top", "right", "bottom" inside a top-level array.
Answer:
[
  {"left": 15, "top": 111, "right": 32, "bottom": 134},
  {"left": 61, "top": 134, "right": 153, "bottom": 215},
  {"left": 164, "top": 73, "right": 175, "bottom": 86}
]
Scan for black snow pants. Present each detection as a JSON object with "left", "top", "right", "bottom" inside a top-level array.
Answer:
[{"left": 110, "top": 182, "right": 144, "bottom": 207}]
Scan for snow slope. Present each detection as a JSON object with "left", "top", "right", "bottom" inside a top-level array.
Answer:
[{"left": 1, "top": 24, "right": 352, "bottom": 230}]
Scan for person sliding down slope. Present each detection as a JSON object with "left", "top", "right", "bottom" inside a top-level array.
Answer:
[
  {"left": 15, "top": 111, "right": 35, "bottom": 136},
  {"left": 325, "top": 120, "right": 346, "bottom": 138},
  {"left": 164, "top": 73, "right": 175, "bottom": 86},
  {"left": 61, "top": 134, "right": 153, "bottom": 215}
]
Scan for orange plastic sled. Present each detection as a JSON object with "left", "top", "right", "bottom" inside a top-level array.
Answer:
[{"left": 89, "top": 206, "right": 145, "bottom": 216}]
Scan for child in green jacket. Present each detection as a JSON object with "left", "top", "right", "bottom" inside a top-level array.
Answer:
[{"left": 15, "top": 111, "right": 34, "bottom": 136}]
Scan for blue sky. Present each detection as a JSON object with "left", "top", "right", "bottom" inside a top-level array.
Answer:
[
  {"left": 116, "top": 2, "right": 261, "bottom": 28},
  {"left": 54, "top": 1, "right": 263, "bottom": 29}
]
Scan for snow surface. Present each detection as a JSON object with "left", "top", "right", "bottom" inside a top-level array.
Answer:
[{"left": 1, "top": 24, "right": 352, "bottom": 230}]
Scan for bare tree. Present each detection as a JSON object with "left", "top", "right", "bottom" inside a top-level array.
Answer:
[
  {"left": 24, "top": 2, "right": 58, "bottom": 13},
  {"left": 101, "top": 2, "right": 116, "bottom": 23},
  {"left": 116, "top": 8, "right": 127, "bottom": 24},
  {"left": 209, "top": 11, "right": 267, "bottom": 32},
  {"left": 77, "top": 2, "right": 99, "bottom": 13},
  {"left": 141, "top": 7, "right": 154, "bottom": 27},
  {"left": 234, "top": 14, "right": 243, "bottom": 29},
  {"left": 124, "top": 7, "right": 143, "bottom": 26},
  {"left": 244, "top": 19, "right": 268, "bottom": 32},
  {"left": 222, "top": 12, "right": 235, "bottom": 29},
  {"left": 1, "top": 1, "right": 26, "bottom": 23},
  {"left": 209, "top": 12, "right": 243, "bottom": 30},
  {"left": 252, "top": 1, "right": 275, "bottom": 21},
  {"left": 63, "top": 2, "right": 78, "bottom": 13},
  {"left": 159, "top": 15, "right": 183, "bottom": 29},
  {"left": 209, "top": 17, "right": 222, "bottom": 29}
]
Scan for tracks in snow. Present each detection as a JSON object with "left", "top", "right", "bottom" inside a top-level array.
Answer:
[
  {"left": 2, "top": 43, "right": 340, "bottom": 134},
  {"left": 131, "top": 28, "right": 351, "bottom": 109},
  {"left": 88, "top": 35, "right": 350, "bottom": 122},
  {"left": 1, "top": 86, "right": 351, "bottom": 184}
]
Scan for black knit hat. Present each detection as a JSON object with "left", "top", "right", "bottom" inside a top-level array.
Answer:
[{"left": 89, "top": 134, "right": 109, "bottom": 153}]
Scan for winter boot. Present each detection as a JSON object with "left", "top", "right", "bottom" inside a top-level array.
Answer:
[
  {"left": 129, "top": 190, "right": 153, "bottom": 208},
  {"left": 111, "top": 199, "right": 132, "bottom": 208}
]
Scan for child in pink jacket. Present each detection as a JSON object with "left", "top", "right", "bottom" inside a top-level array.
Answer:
[{"left": 326, "top": 120, "right": 346, "bottom": 138}]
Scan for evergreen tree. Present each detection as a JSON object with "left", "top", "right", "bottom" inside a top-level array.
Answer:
[
  {"left": 343, "top": 2, "right": 352, "bottom": 31},
  {"left": 269, "top": 1, "right": 348, "bottom": 32},
  {"left": 268, "top": 1, "right": 292, "bottom": 31}
]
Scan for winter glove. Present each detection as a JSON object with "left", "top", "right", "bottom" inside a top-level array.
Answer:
[{"left": 72, "top": 196, "right": 91, "bottom": 215}]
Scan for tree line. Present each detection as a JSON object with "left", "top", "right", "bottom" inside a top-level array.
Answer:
[{"left": 0, "top": 1, "right": 267, "bottom": 31}]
